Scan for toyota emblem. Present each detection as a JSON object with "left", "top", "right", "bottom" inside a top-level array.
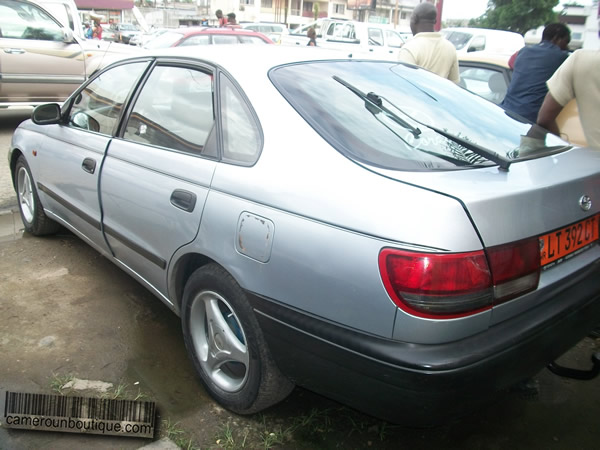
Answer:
[{"left": 579, "top": 195, "right": 592, "bottom": 211}]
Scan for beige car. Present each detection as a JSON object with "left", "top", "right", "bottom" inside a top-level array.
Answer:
[
  {"left": 0, "top": 0, "right": 137, "bottom": 108},
  {"left": 458, "top": 52, "right": 586, "bottom": 146}
]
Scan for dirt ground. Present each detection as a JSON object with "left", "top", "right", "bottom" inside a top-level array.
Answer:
[{"left": 1, "top": 113, "right": 599, "bottom": 449}]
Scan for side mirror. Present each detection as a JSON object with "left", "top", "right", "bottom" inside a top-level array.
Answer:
[{"left": 32, "top": 104, "right": 62, "bottom": 125}]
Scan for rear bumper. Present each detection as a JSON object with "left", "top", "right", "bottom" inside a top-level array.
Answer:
[{"left": 248, "top": 258, "right": 600, "bottom": 426}]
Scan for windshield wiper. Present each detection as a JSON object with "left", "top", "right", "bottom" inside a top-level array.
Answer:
[
  {"left": 333, "top": 76, "right": 422, "bottom": 139},
  {"left": 333, "top": 75, "right": 512, "bottom": 171}
]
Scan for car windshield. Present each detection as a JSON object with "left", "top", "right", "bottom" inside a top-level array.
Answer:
[
  {"left": 144, "top": 30, "right": 185, "bottom": 48},
  {"left": 120, "top": 23, "right": 137, "bottom": 31},
  {"left": 443, "top": 31, "right": 473, "bottom": 50},
  {"left": 270, "top": 60, "right": 569, "bottom": 171}
]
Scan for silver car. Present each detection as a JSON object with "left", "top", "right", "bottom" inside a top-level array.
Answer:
[{"left": 8, "top": 45, "right": 600, "bottom": 425}]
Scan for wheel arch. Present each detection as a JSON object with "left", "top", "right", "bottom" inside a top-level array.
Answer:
[
  {"left": 170, "top": 252, "right": 223, "bottom": 313},
  {"left": 9, "top": 148, "right": 24, "bottom": 188}
]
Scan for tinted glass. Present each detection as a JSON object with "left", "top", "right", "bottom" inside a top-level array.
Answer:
[
  {"left": 68, "top": 62, "right": 148, "bottom": 135},
  {"left": 124, "top": 66, "right": 215, "bottom": 155},
  {"left": 270, "top": 61, "right": 569, "bottom": 171},
  {"left": 219, "top": 74, "right": 261, "bottom": 164}
]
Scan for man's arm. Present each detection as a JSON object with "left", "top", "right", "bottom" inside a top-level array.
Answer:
[{"left": 536, "top": 92, "right": 564, "bottom": 136}]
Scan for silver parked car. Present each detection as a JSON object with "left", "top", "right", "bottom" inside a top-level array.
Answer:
[{"left": 8, "top": 46, "right": 600, "bottom": 425}]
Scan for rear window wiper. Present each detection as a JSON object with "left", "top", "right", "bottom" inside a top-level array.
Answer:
[
  {"left": 333, "top": 75, "right": 422, "bottom": 139},
  {"left": 333, "top": 75, "right": 512, "bottom": 171}
]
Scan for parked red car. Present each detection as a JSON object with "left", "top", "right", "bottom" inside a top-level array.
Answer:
[{"left": 142, "top": 26, "right": 274, "bottom": 49}]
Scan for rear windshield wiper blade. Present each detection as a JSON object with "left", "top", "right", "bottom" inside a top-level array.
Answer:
[
  {"left": 333, "top": 75, "right": 422, "bottom": 139},
  {"left": 333, "top": 75, "right": 512, "bottom": 171},
  {"left": 421, "top": 122, "right": 512, "bottom": 170}
]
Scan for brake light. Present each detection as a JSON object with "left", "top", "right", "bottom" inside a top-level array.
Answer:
[{"left": 379, "top": 238, "right": 540, "bottom": 319}]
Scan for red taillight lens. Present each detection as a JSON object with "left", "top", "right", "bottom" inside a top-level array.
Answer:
[
  {"left": 486, "top": 237, "right": 540, "bottom": 304},
  {"left": 379, "top": 239, "right": 541, "bottom": 319}
]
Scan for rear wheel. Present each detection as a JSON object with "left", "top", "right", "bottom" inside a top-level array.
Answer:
[
  {"left": 15, "top": 156, "right": 60, "bottom": 236},
  {"left": 181, "top": 263, "right": 294, "bottom": 414}
]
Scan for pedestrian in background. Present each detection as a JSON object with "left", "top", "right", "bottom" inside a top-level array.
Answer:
[
  {"left": 307, "top": 27, "right": 317, "bottom": 46},
  {"left": 215, "top": 9, "right": 227, "bottom": 27},
  {"left": 537, "top": 49, "right": 600, "bottom": 148},
  {"left": 92, "top": 18, "right": 102, "bottom": 40},
  {"left": 226, "top": 13, "right": 240, "bottom": 27},
  {"left": 501, "top": 23, "right": 571, "bottom": 123},
  {"left": 398, "top": 2, "right": 459, "bottom": 83}
]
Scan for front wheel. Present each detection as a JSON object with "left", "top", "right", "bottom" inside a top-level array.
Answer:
[
  {"left": 181, "top": 264, "right": 294, "bottom": 414},
  {"left": 14, "top": 156, "right": 60, "bottom": 236}
]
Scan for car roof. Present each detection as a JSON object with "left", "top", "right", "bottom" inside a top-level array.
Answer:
[
  {"left": 171, "top": 26, "right": 270, "bottom": 37},
  {"left": 141, "top": 45, "right": 352, "bottom": 71},
  {"left": 457, "top": 52, "right": 511, "bottom": 68}
]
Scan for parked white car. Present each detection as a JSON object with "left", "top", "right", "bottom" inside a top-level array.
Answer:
[
  {"left": 241, "top": 22, "right": 289, "bottom": 44},
  {"left": 280, "top": 19, "right": 406, "bottom": 60},
  {"left": 442, "top": 27, "right": 524, "bottom": 55}
]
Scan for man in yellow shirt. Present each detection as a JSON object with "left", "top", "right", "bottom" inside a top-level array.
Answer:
[
  {"left": 398, "top": 2, "right": 460, "bottom": 83},
  {"left": 537, "top": 49, "right": 600, "bottom": 148}
]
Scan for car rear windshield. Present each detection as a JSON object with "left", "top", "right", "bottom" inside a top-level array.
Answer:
[{"left": 270, "top": 60, "right": 569, "bottom": 171}]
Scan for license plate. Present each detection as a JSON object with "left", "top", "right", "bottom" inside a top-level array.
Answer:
[{"left": 540, "top": 214, "right": 599, "bottom": 267}]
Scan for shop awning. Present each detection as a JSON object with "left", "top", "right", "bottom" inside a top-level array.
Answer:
[{"left": 75, "top": 0, "right": 134, "bottom": 10}]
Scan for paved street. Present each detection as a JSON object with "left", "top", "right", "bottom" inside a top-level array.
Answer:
[{"left": 1, "top": 113, "right": 599, "bottom": 449}]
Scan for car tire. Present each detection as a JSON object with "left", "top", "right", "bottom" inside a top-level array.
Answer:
[
  {"left": 15, "top": 156, "right": 61, "bottom": 236},
  {"left": 181, "top": 263, "right": 294, "bottom": 414}
]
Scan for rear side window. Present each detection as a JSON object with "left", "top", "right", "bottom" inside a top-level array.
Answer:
[
  {"left": 219, "top": 73, "right": 261, "bottom": 164},
  {"left": 124, "top": 66, "right": 215, "bottom": 155},
  {"left": 459, "top": 66, "right": 508, "bottom": 104},
  {"left": 368, "top": 28, "right": 383, "bottom": 46},
  {"left": 385, "top": 30, "right": 404, "bottom": 48}
]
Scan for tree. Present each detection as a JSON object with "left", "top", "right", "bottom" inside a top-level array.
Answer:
[{"left": 469, "top": 0, "right": 560, "bottom": 35}]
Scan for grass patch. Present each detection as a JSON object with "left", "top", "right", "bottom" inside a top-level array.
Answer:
[
  {"left": 49, "top": 373, "right": 74, "bottom": 394},
  {"left": 162, "top": 418, "right": 199, "bottom": 450}
]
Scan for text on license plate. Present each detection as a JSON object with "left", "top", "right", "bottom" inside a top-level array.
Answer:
[{"left": 539, "top": 214, "right": 599, "bottom": 266}]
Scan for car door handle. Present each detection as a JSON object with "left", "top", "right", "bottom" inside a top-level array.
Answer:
[
  {"left": 170, "top": 189, "right": 197, "bottom": 212},
  {"left": 4, "top": 48, "right": 26, "bottom": 55},
  {"left": 82, "top": 158, "right": 96, "bottom": 174}
]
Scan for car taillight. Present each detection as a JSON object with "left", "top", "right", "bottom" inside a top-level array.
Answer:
[{"left": 379, "top": 238, "right": 540, "bottom": 319}]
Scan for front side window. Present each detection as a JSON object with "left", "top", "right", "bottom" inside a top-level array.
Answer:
[
  {"left": 68, "top": 62, "right": 148, "bottom": 135},
  {"left": 368, "top": 28, "right": 383, "bottom": 46},
  {"left": 219, "top": 74, "right": 261, "bottom": 164},
  {"left": 270, "top": 61, "right": 569, "bottom": 171},
  {"left": 180, "top": 35, "right": 210, "bottom": 46},
  {"left": 124, "top": 66, "right": 215, "bottom": 155},
  {"left": 0, "top": 0, "right": 64, "bottom": 41}
]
